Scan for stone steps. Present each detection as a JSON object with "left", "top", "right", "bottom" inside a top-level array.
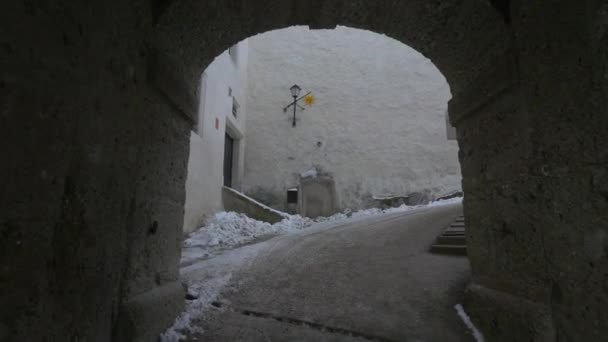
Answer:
[
  {"left": 442, "top": 229, "right": 465, "bottom": 236},
  {"left": 430, "top": 216, "right": 467, "bottom": 255},
  {"left": 436, "top": 235, "right": 466, "bottom": 245},
  {"left": 430, "top": 244, "right": 467, "bottom": 255}
]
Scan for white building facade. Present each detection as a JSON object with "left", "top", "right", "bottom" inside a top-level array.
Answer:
[
  {"left": 241, "top": 26, "right": 461, "bottom": 214},
  {"left": 183, "top": 41, "right": 249, "bottom": 233}
]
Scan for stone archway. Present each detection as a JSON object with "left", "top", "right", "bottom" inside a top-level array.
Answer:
[
  {"left": 148, "top": 1, "right": 608, "bottom": 340},
  {"left": 152, "top": 1, "right": 515, "bottom": 337},
  {"left": 1, "top": 1, "right": 606, "bottom": 341}
]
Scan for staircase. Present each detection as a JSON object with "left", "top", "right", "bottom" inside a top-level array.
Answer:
[{"left": 430, "top": 216, "right": 467, "bottom": 255}]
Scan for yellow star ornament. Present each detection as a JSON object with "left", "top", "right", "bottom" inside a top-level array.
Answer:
[{"left": 304, "top": 94, "right": 316, "bottom": 107}]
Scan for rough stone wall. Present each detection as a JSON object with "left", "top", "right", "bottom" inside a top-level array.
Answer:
[
  {"left": 243, "top": 26, "right": 460, "bottom": 212},
  {"left": 1, "top": 1, "right": 187, "bottom": 341},
  {"left": 455, "top": 2, "right": 608, "bottom": 341}
]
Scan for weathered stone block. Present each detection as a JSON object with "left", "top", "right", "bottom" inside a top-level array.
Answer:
[
  {"left": 464, "top": 283, "right": 555, "bottom": 342},
  {"left": 299, "top": 176, "right": 338, "bottom": 218}
]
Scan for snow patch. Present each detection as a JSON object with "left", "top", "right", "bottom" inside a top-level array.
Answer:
[
  {"left": 454, "top": 304, "right": 485, "bottom": 342},
  {"left": 428, "top": 196, "right": 462, "bottom": 207},
  {"left": 182, "top": 196, "right": 463, "bottom": 264},
  {"left": 181, "top": 212, "right": 314, "bottom": 264},
  {"left": 162, "top": 239, "right": 277, "bottom": 341},
  {"left": 160, "top": 274, "right": 231, "bottom": 342},
  {"left": 372, "top": 195, "right": 397, "bottom": 200},
  {"left": 300, "top": 167, "right": 318, "bottom": 178}
]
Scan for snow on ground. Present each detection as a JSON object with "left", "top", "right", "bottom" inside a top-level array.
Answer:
[
  {"left": 160, "top": 273, "right": 231, "bottom": 341},
  {"left": 162, "top": 196, "right": 462, "bottom": 341},
  {"left": 180, "top": 212, "right": 314, "bottom": 265},
  {"left": 454, "top": 304, "right": 485, "bottom": 342},
  {"left": 161, "top": 243, "right": 267, "bottom": 342},
  {"left": 181, "top": 196, "right": 463, "bottom": 265}
]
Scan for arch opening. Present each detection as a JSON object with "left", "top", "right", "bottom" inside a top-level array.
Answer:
[
  {"left": 171, "top": 24, "right": 469, "bottom": 340},
  {"left": 182, "top": 25, "right": 461, "bottom": 231}
]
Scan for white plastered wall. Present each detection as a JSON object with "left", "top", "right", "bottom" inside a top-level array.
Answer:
[{"left": 243, "top": 26, "right": 461, "bottom": 212}]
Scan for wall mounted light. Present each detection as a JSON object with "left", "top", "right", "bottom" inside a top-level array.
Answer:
[
  {"left": 290, "top": 84, "right": 301, "bottom": 98},
  {"left": 283, "top": 84, "right": 314, "bottom": 127}
]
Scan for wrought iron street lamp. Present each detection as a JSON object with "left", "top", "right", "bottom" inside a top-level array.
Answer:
[
  {"left": 290, "top": 84, "right": 301, "bottom": 127},
  {"left": 290, "top": 84, "right": 301, "bottom": 98},
  {"left": 283, "top": 84, "right": 314, "bottom": 127}
]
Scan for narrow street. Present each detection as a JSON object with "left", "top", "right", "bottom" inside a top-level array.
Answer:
[{"left": 179, "top": 203, "right": 473, "bottom": 341}]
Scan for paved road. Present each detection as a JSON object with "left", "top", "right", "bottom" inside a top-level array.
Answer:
[{"left": 186, "top": 203, "right": 473, "bottom": 341}]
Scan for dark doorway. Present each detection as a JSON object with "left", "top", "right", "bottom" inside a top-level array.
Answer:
[{"left": 223, "top": 133, "right": 234, "bottom": 187}]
